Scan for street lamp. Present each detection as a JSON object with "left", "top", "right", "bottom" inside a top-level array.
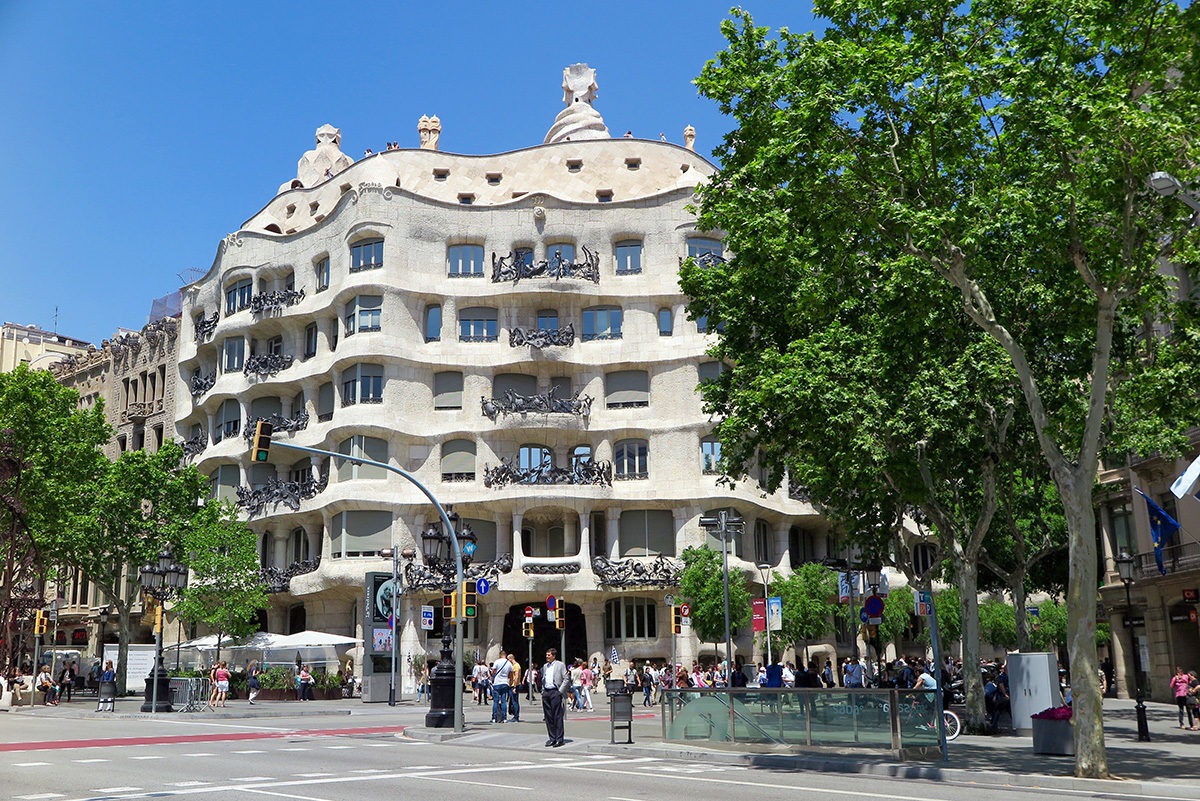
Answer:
[
  {"left": 756, "top": 563, "right": 773, "bottom": 667},
  {"left": 420, "top": 509, "right": 474, "bottom": 730},
  {"left": 700, "top": 511, "right": 743, "bottom": 682},
  {"left": 377, "top": 546, "right": 417, "bottom": 706},
  {"left": 1149, "top": 171, "right": 1200, "bottom": 211},
  {"left": 138, "top": 548, "right": 188, "bottom": 713},
  {"left": 1115, "top": 550, "right": 1151, "bottom": 742},
  {"left": 821, "top": 557, "right": 859, "bottom": 663}
]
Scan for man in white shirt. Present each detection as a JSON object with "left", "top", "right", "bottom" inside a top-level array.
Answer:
[
  {"left": 541, "top": 647, "right": 570, "bottom": 746},
  {"left": 490, "top": 648, "right": 513, "bottom": 723}
]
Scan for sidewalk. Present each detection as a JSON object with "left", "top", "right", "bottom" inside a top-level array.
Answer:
[{"left": 9, "top": 692, "right": 1200, "bottom": 797}]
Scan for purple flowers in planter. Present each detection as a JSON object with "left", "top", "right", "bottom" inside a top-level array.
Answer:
[{"left": 1031, "top": 705, "right": 1073, "bottom": 721}]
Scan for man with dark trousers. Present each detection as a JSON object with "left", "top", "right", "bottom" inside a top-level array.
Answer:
[{"left": 540, "top": 647, "right": 570, "bottom": 747}]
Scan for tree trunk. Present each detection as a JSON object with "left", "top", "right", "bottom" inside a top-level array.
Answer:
[
  {"left": 1059, "top": 473, "right": 1107, "bottom": 778},
  {"left": 954, "top": 555, "right": 987, "bottom": 732},
  {"left": 1012, "top": 567, "right": 1032, "bottom": 652}
]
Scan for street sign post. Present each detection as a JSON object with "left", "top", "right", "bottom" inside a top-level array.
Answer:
[{"left": 420, "top": 605, "right": 435, "bottom": 631}]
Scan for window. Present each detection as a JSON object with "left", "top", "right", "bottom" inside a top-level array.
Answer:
[
  {"left": 330, "top": 510, "right": 393, "bottom": 558},
  {"left": 304, "top": 323, "right": 318, "bottom": 358},
  {"left": 222, "top": 337, "right": 245, "bottom": 372},
  {"left": 604, "top": 597, "right": 658, "bottom": 639},
  {"left": 687, "top": 237, "right": 723, "bottom": 259},
  {"left": 336, "top": 435, "right": 388, "bottom": 480},
  {"left": 1109, "top": 502, "right": 1134, "bottom": 555},
  {"left": 448, "top": 244, "right": 485, "bottom": 277},
  {"left": 519, "top": 444, "right": 552, "bottom": 482},
  {"left": 289, "top": 459, "right": 312, "bottom": 484},
  {"left": 249, "top": 463, "right": 274, "bottom": 489},
  {"left": 537, "top": 309, "right": 558, "bottom": 331},
  {"left": 549, "top": 376, "right": 572, "bottom": 399},
  {"left": 317, "top": 382, "right": 334, "bottom": 421},
  {"left": 345, "top": 295, "right": 383, "bottom": 335},
  {"left": 701, "top": 437, "right": 722, "bottom": 474},
  {"left": 441, "top": 439, "right": 477, "bottom": 482},
  {"left": 290, "top": 528, "right": 310, "bottom": 563},
  {"left": 493, "top": 373, "right": 537, "bottom": 398},
  {"left": 696, "top": 314, "right": 725, "bottom": 334},
  {"left": 459, "top": 307, "right": 499, "bottom": 342},
  {"left": 614, "top": 438, "right": 649, "bottom": 480},
  {"left": 582, "top": 306, "right": 622, "bottom": 341},
  {"left": 547, "top": 243, "right": 575, "bottom": 265},
  {"left": 424, "top": 304, "right": 442, "bottom": 342},
  {"left": 615, "top": 241, "right": 643, "bottom": 275},
  {"left": 315, "top": 256, "right": 330, "bottom": 292},
  {"left": 433, "top": 371, "right": 464, "bottom": 410},
  {"left": 457, "top": 193, "right": 475, "bottom": 205},
  {"left": 605, "top": 370, "right": 649, "bottom": 408},
  {"left": 514, "top": 247, "right": 534, "bottom": 268},
  {"left": 342, "top": 364, "right": 384, "bottom": 405},
  {"left": 209, "top": 464, "right": 240, "bottom": 502},
  {"left": 225, "top": 279, "right": 253, "bottom": 314},
  {"left": 350, "top": 238, "right": 384, "bottom": 272},
  {"left": 330, "top": 316, "right": 339, "bottom": 351},
  {"left": 703, "top": 507, "right": 745, "bottom": 558},
  {"left": 618, "top": 510, "right": 675, "bottom": 557},
  {"left": 267, "top": 335, "right": 284, "bottom": 356},
  {"left": 697, "top": 361, "right": 725, "bottom": 385},
  {"left": 755, "top": 520, "right": 773, "bottom": 564},
  {"left": 657, "top": 308, "right": 673, "bottom": 336},
  {"left": 789, "top": 526, "right": 815, "bottom": 569},
  {"left": 570, "top": 445, "right": 592, "bottom": 476},
  {"left": 214, "top": 399, "right": 240, "bottom": 443},
  {"left": 249, "top": 396, "right": 282, "bottom": 421}
]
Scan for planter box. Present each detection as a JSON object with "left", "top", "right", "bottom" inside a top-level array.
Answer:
[{"left": 1032, "top": 718, "right": 1075, "bottom": 755}]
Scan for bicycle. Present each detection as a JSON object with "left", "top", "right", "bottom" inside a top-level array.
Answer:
[{"left": 898, "top": 694, "right": 961, "bottom": 741}]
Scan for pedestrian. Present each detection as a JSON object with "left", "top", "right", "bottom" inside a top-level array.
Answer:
[
  {"left": 624, "top": 661, "right": 642, "bottom": 695},
  {"left": 506, "top": 653, "right": 522, "bottom": 722},
  {"left": 246, "top": 660, "right": 261, "bottom": 705},
  {"left": 1170, "top": 665, "right": 1194, "bottom": 729},
  {"left": 37, "top": 664, "right": 58, "bottom": 705},
  {"left": 417, "top": 662, "right": 430, "bottom": 703},
  {"left": 490, "top": 648, "right": 513, "bottom": 723},
  {"left": 214, "top": 661, "right": 231, "bottom": 707},
  {"left": 297, "top": 664, "right": 313, "bottom": 701},
  {"left": 642, "top": 661, "right": 656, "bottom": 706},
  {"left": 845, "top": 657, "right": 865, "bottom": 688},
  {"left": 541, "top": 647, "right": 569, "bottom": 747},
  {"left": 58, "top": 660, "right": 77, "bottom": 702},
  {"left": 579, "top": 660, "right": 594, "bottom": 711},
  {"left": 568, "top": 659, "right": 584, "bottom": 710}
]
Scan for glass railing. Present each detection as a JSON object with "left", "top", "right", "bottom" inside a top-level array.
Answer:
[{"left": 660, "top": 687, "right": 944, "bottom": 759}]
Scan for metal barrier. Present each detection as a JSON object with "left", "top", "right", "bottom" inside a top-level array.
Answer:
[{"left": 169, "top": 677, "right": 213, "bottom": 713}]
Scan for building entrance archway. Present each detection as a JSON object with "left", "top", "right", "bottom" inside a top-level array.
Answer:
[{"left": 502, "top": 602, "right": 586, "bottom": 675}]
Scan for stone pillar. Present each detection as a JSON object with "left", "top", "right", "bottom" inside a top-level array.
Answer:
[
  {"left": 577, "top": 511, "right": 591, "bottom": 564},
  {"left": 774, "top": 521, "right": 790, "bottom": 575},
  {"left": 511, "top": 511, "right": 525, "bottom": 571},
  {"left": 272, "top": 529, "right": 289, "bottom": 568},
  {"left": 306, "top": 525, "right": 320, "bottom": 563},
  {"left": 564, "top": 514, "right": 576, "bottom": 556},
  {"left": 673, "top": 509, "right": 691, "bottom": 555},
  {"left": 605, "top": 508, "right": 620, "bottom": 560}
]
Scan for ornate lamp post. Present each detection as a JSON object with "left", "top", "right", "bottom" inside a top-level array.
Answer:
[
  {"left": 756, "top": 563, "right": 773, "bottom": 667},
  {"left": 138, "top": 548, "right": 188, "bottom": 713},
  {"left": 377, "top": 546, "right": 416, "bottom": 706},
  {"left": 863, "top": 562, "right": 883, "bottom": 668},
  {"left": 97, "top": 605, "right": 110, "bottom": 656},
  {"left": 699, "top": 511, "right": 743, "bottom": 682},
  {"left": 1115, "top": 550, "right": 1151, "bottom": 742},
  {"left": 422, "top": 511, "right": 475, "bottom": 729}
]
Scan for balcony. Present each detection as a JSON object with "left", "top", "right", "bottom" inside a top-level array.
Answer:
[
  {"left": 236, "top": 474, "right": 328, "bottom": 518},
  {"left": 509, "top": 324, "right": 576, "bottom": 349},
  {"left": 483, "top": 456, "right": 612, "bottom": 488},
  {"left": 243, "top": 353, "right": 294, "bottom": 378},
  {"left": 491, "top": 247, "right": 600, "bottom": 285},
  {"left": 250, "top": 288, "right": 305, "bottom": 315},
  {"left": 481, "top": 386, "right": 593, "bottom": 421}
]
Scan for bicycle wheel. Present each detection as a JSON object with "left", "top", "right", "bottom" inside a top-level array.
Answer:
[{"left": 942, "top": 709, "right": 961, "bottom": 740}]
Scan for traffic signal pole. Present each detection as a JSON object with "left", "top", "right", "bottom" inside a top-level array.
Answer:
[{"left": 263, "top": 438, "right": 467, "bottom": 732}]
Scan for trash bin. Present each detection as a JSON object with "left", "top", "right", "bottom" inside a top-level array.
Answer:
[
  {"left": 605, "top": 678, "right": 626, "bottom": 696},
  {"left": 610, "top": 688, "right": 634, "bottom": 744},
  {"left": 96, "top": 680, "right": 117, "bottom": 712}
]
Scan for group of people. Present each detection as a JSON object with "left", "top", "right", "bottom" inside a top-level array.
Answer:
[
  {"left": 1169, "top": 665, "right": 1200, "bottom": 729},
  {"left": 4, "top": 659, "right": 117, "bottom": 706}
]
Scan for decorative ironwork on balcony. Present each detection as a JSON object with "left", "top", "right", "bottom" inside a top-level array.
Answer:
[
  {"left": 404, "top": 553, "right": 513, "bottom": 591},
  {"left": 788, "top": 480, "right": 812, "bottom": 503},
  {"left": 680, "top": 252, "right": 727, "bottom": 270},
  {"left": 523, "top": 562, "right": 582, "bottom": 575},
  {"left": 181, "top": 429, "right": 207, "bottom": 459},
  {"left": 261, "top": 557, "right": 321, "bottom": 594},
  {"left": 483, "top": 456, "right": 612, "bottom": 488},
  {"left": 250, "top": 288, "right": 305, "bottom": 315},
  {"left": 491, "top": 247, "right": 600, "bottom": 285},
  {"left": 243, "top": 353, "right": 294, "bottom": 378},
  {"left": 194, "top": 311, "right": 219, "bottom": 343},
  {"left": 236, "top": 473, "right": 328, "bottom": 518},
  {"left": 509, "top": 323, "right": 576, "bottom": 349},
  {"left": 592, "top": 554, "right": 681, "bottom": 588},
  {"left": 190, "top": 372, "right": 216, "bottom": 397},
  {"left": 242, "top": 408, "right": 310, "bottom": 441},
  {"left": 481, "top": 386, "right": 593, "bottom": 421}
]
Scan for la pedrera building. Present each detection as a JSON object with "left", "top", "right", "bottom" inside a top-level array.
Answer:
[{"left": 175, "top": 65, "right": 832, "bottom": 690}]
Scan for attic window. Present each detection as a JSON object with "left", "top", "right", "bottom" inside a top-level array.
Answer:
[
  {"left": 309, "top": 201, "right": 320, "bottom": 213},
  {"left": 458, "top": 194, "right": 475, "bottom": 205},
  {"left": 596, "top": 190, "right": 613, "bottom": 203},
  {"left": 314, "top": 213, "right": 326, "bottom": 222},
  {"left": 285, "top": 204, "right": 297, "bottom": 218},
  {"left": 680, "top": 164, "right": 690, "bottom": 173},
  {"left": 434, "top": 168, "right": 450, "bottom": 181},
  {"left": 265, "top": 223, "right": 283, "bottom": 234},
  {"left": 339, "top": 182, "right": 352, "bottom": 194},
  {"left": 511, "top": 191, "right": 527, "bottom": 199},
  {"left": 567, "top": 160, "right": 583, "bottom": 173},
  {"left": 625, "top": 158, "right": 642, "bottom": 170},
  {"left": 486, "top": 173, "right": 502, "bottom": 185}
]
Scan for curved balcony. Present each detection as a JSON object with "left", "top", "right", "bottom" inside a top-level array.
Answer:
[{"left": 483, "top": 457, "right": 612, "bottom": 488}]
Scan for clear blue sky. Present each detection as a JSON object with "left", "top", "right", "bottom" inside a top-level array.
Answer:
[{"left": 0, "top": 2, "right": 816, "bottom": 345}]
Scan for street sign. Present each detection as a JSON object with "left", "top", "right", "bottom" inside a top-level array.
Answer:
[
  {"left": 664, "top": 594, "right": 674, "bottom": 606},
  {"left": 1183, "top": 588, "right": 1199, "bottom": 604},
  {"left": 863, "top": 594, "right": 884, "bottom": 617},
  {"left": 524, "top": 605, "right": 534, "bottom": 623},
  {"left": 546, "top": 595, "right": 557, "bottom": 610},
  {"left": 1028, "top": 606, "right": 1040, "bottom": 617},
  {"left": 420, "top": 605, "right": 435, "bottom": 631},
  {"left": 767, "top": 596, "right": 783, "bottom": 632},
  {"left": 680, "top": 603, "right": 691, "bottom": 617},
  {"left": 914, "top": 590, "right": 933, "bottom": 617},
  {"left": 1123, "top": 615, "right": 1146, "bottom": 628},
  {"left": 476, "top": 578, "right": 490, "bottom": 596},
  {"left": 860, "top": 609, "right": 869, "bottom": 623}
]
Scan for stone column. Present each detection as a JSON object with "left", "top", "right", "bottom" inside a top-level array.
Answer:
[
  {"left": 774, "top": 521, "right": 790, "bottom": 575},
  {"left": 511, "top": 511, "right": 525, "bottom": 571},
  {"left": 564, "top": 514, "right": 577, "bottom": 557},
  {"left": 673, "top": 509, "right": 691, "bottom": 554},
  {"left": 272, "top": 529, "right": 289, "bottom": 568},
  {"left": 605, "top": 508, "right": 620, "bottom": 560},
  {"left": 577, "top": 511, "right": 591, "bottom": 563},
  {"left": 306, "top": 525, "right": 320, "bottom": 563}
]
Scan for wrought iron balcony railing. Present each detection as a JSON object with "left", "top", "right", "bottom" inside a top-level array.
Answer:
[
  {"left": 261, "top": 557, "right": 321, "bottom": 593},
  {"left": 491, "top": 247, "right": 600, "bottom": 285},
  {"left": 509, "top": 324, "right": 576, "bottom": 348},
  {"left": 592, "top": 554, "right": 681, "bottom": 588},
  {"left": 236, "top": 473, "right": 328, "bottom": 518},
  {"left": 194, "top": 312, "right": 219, "bottom": 343},
  {"left": 481, "top": 386, "right": 593, "bottom": 421},
  {"left": 243, "top": 353, "right": 294, "bottom": 378},
  {"left": 483, "top": 456, "right": 612, "bottom": 488},
  {"left": 250, "top": 287, "right": 305, "bottom": 315},
  {"left": 242, "top": 408, "right": 310, "bottom": 441}
]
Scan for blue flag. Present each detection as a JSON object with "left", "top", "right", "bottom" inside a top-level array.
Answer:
[{"left": 1136, "top": 489, "right": 1181, "bottom": 576}]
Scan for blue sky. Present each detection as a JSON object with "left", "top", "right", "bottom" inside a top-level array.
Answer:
[{"left": 0, "top": 2, "right": 816, "bottom": 345}]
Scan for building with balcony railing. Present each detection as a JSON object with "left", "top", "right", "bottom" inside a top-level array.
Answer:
[{"left": 173, "top": 64, "right": 835, "bottom": 681}]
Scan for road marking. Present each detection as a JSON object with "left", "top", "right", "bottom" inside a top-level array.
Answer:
[
  {"left": 296, "top": 772, "right": 335, "bottom": 778},
  {"left": 349, "top": 768, "right": 388, "bottom": 773},
  {"left": 71, "top": 758, "right": 107, "bottom": 763},
  {"left": 609, "top": 797, "right": 650, "bottom": 801},
  {"left": 184, "top": 752, "right": 217, "bottom": 756},
  {"left": 92, "top": 788, "right": 141, "bottom": 793},
  {"left": 232, "top": 749, "right": 267, "bottom": 753},
  {"left": 168, "top": 781, "right": 212, "bottom": 787},
  {"left": 360, "top": 742, "right": 396, "bottom": 747},
  {"left": 278, "top": 747, "right": 310, "bottom": 751},
  {"left": 244, "top": 789, "right": 338, "bottom": 801},
  {"left": 14, "top": 794, "right": 64, "bottom": 799},
  {"left": 232, "top": 776, "right": 276, "bottom": 781},
  {"left": 414, "top": 776, "right": 533, "bottom": 790},
  {"left": 323, "top": 744, "right": 355, "bottom": 749},
  {"left": 13, "top": 762, "right": 51, "bottom": 767},
  {"left": 129, "top": 755, "right": 164, "bottom": 760}
]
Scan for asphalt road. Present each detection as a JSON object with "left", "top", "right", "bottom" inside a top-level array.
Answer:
[{"left": 1, "top": 708, "right": 1186, "bottom": 801}]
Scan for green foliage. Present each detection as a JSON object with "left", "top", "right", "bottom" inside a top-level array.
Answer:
[
  {"left": 978, "top": 599, "right": 1019, "bottom": 652},
  {"left": 879, "top": 585, "right": 914, "bottom": 648},
  {"left": 678, "top": 546, "right": 752, "bottom": 648},
  {"left": 770, "top": 561, "right": 837, "bottom": 654},
  {"left": 928, "top": 587, "right": 961, "bottom": 647}
]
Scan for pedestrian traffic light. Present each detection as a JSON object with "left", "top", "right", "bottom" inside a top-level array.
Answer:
[
  {"left": 34, "top": 610, "right": 47, "bottom": 635},
  {"left": 442, "top": 590, "right": 457, "bottom": 620},
  {"left": 554, "top": 597, "right": 565, "bottom": 629},
  {"left": 672, "top": 605, "right": 682, "bottom": 634},
  {"left": 251, "top": 420, "right": 273, "bottom": 462},
  {"left": 523, "top": 621, "right": 534, "bottom": 639},
  {"left": 462, "top": 580, "right": 478, "bottom": 619}
]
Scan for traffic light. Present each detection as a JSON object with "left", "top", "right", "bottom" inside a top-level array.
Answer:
[
  {"left": 34, "top": 610, "right": 47, "bottom": 635},
  {"left": 672, "top": 605, "right": 682, "bottom": 635},
  {"left": 442, "top": 590, "right": 457, "bottom": 620},
  {"left": 554, "top": 597, "right": 565, "bottom": 630},
  {"left": 463, "top": 580, "right": 478, "bottom": 619},
  {"left": 523, "top": 621, "right": 534, "bottom": 639},
  {"left": 251, "top": 420, "right": 273, "bottom": 462}
]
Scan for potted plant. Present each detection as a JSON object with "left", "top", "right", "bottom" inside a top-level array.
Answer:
[{"left": 1031, "top": 704, "right": 1074, "bottom": 755}]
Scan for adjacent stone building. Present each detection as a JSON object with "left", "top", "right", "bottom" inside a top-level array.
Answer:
[{"left": 174, "top": 65, "right": 836, "bottom": 686}]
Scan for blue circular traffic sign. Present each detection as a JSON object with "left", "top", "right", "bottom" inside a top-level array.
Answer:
[
  {"left": 863, "top": 594, "right": 885, "bottom": 617},
  {"left": 476, "top": 578, "right": 490, "bottom": 596},
  {"left": 859, "top": 609, "right": 869, "bottom": 623}
]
